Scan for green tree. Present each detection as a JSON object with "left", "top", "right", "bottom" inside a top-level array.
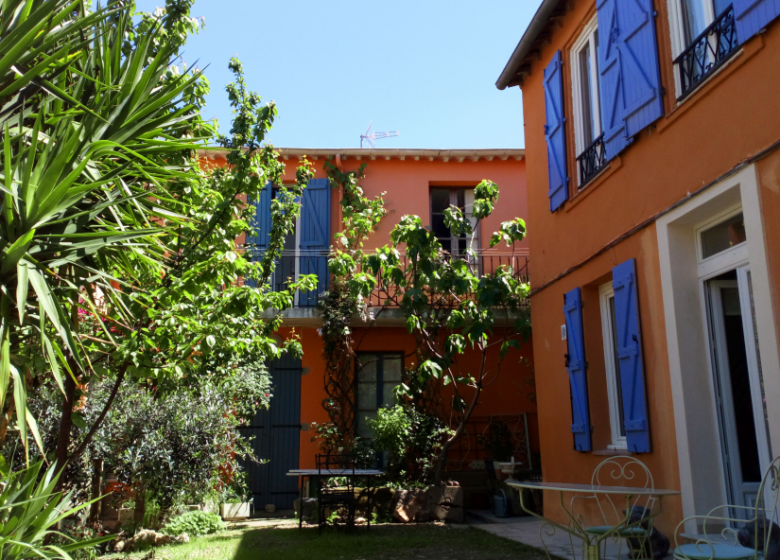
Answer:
[
  {"left": 0, "top": 0, "right": 315, "bottom": 484},
  {"left": 327, "top": 178, "right": 529, "bottom": 484}
]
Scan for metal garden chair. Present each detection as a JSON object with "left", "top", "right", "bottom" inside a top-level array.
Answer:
[
  {"left": 673, "top": 456, "right": 780, "bottom": 560},
  {"left": 316, "top": 453, "right": 357, "bottom": 533},
  {"left": 572, "top": 455, "right": 660, "bottom": 560}
]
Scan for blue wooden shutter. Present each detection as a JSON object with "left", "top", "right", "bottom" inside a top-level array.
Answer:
[
  {"left": 543, "top": 51, "right": 568, "bottom": 212},
  {"left": 299, "top": 178, "right": 331, "bottom": 306},
  {"left": 564, "top": 287, "right": 592, "bottom": 452},
  {"left": 734, "top": 0, "right": 780, "bottom": 43},
  {"left": 612, "top": 258, "right": 651, "bottom": 453},
  {"left": 597, "top": 0, "right": 630, "bottom": 159},
  {"left": 617, "top": 0, "right": 664, "bottom": 138},
  {"left": 246, "top": 181, "right": 273, "bottom": 257}
]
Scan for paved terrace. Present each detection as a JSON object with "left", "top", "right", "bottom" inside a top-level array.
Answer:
[{"left": 469, "top": 510, "right": 635, "bottom": 560}]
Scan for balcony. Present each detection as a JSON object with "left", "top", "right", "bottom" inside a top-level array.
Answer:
[
  {"left": 252, "top": 252, "right": 530, "bottom": 318},
  {"left": 576, "top": 133, "right": 608, "bottom": 188},
  {"left": 674, "top": 5, "right": 739, "bottom": 100}
]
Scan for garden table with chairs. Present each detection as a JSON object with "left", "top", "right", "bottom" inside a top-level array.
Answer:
[
  {"left": 287, "top": 455, "right": 384, "bottom": 532},
  {"left": 507, "top": 457, "right": 681, "bottom": 560}
]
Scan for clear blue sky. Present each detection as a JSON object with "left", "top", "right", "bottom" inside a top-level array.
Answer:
[{"left": 134, "top": 0, "right": 539, "bottom": 149}]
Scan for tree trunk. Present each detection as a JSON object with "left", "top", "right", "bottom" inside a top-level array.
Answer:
[
  {"left": 87, "top": 458, "right": 104, "bottom": 525},
  {"left": 0, "top": 399, "right": 16, "bottom": 447},
  {"left": 54, "top": 369, "right": 77, "bottom": 472},
  {"left": 134, "top": 485, "right": 147, "bottom": 530},
  {"left": 433, "top": 384, "right": 482, "bottom": 485}
]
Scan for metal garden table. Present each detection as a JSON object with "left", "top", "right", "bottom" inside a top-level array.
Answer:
[
  {"left": 507, "top": 480, "right": 680, "bottom": 560},
  {"left": 286, "top": 468, "right": 385, "bottom": 529}
]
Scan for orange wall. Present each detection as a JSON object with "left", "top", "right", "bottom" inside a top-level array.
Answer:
[
  {"left": 281, "top": 154, "right": 528, "bottom": 255},
  {"left": 297, "top": 326, "right": 537, "bottom": 470},
  {"left": 205, "top": 151, "right": 535, "bottom": 473},
  {"left": 514, "top": 0, "right": 780, "bottom": 532},
  {"left": 521, "top": 0, "right": 780, "bottom": 289},
  {"left": 204, "top": 153, "right": 528, "bottom": 256}
]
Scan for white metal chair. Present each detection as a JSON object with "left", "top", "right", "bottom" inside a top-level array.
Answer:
[
  {"left": 673, "top": 457, "right": 780, "bottom": 560},
  {"left": 572, "top": 456, "right": 660, "bottom": 559}
]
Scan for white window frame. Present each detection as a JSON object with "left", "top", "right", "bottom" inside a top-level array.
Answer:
[
  {"left": 695, "top": 205, "right": 748, "bottom": 278},
  {"left": 666, "top": 0, "right": 722, "bottom": 99},
  {"left": 599, "top": 281, "right": 628, "bottom": 450},
  {"left": 570, "top": 15, "right": 602, "bottom": 187}
]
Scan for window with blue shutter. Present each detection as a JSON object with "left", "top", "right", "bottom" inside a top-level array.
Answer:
[
  {"left": 597, "top": 0, "right": 663, "bottom": 159},
  {"left": 246, "top": 181, "right": 273, "bottom": 256},
  {"left": 598, "top": 0, "right": 629, "bottom": 159},
  {"left": 612, "top": 258, "right": 651, "bottom": 453},
  {"left": 245, "top": 181, "right": 273, "bottom": 287},
  {"left": 564, "top": 287, "right": 592, "bottom": 452},
  {"left": 299, "top": 178, "right": 331, "bottom": 307},
  {"left": 618, "top": 0, "right": 664, "bottom": 138},
  {"left": 734, "top": 0, "right": 780, "bottom": 43},
  {"left": 544, "top": 51, "right": 568, "bottom": 212}
]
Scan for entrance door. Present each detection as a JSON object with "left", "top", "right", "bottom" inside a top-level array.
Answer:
[
  {"left": 239, "top": 352, "right": 302, "bottom": 511},
  {"left": 706, "top": 267, "right": 770, "bottom": 511}
]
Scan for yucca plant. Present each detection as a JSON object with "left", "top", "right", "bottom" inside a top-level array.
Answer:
[
  {"left": 0, "top": 0, "right": 212, "bottom": 458},
  {"left": 0, "top": 459, "right": 113, "bottom": 560},
  {"left": 1, "top": 0, "right": 318, "bottom": 482}
]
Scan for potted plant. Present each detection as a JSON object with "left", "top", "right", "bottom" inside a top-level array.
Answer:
[
  {"left": 479, "top": 420, "right": 524, "bottom": 481},
  {"left": 219, "top": 479, "right": 253, "bottom": 520}
]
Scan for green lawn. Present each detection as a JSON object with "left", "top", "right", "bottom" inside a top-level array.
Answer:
[{"left": 108, "top": 523, "right": 549, "bottom": 560}]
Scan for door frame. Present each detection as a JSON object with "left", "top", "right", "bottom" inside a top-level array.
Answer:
[
  {"left": 705, "top": 275, "right": 771, "bottom": 510},
  {"left": 656, "top": 164, "right": 780, "bottom": 529}
]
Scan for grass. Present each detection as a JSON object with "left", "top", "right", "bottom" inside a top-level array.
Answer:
[{"left": 106, "top": 523, "right": 550, "bottom": 560}]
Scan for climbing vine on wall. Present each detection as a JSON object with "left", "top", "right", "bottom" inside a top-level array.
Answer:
[{"left": 318, "top": 160, "right": 387, "bottom": 439}]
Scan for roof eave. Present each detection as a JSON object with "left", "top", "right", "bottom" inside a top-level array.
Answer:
[{"left": 495, "top": 0, "right": 564, "bottom": 90}]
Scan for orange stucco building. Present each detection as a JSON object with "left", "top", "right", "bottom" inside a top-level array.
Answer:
[
  {"left": 203, "top": 148, "right": 535, "bottom": 510},
  {"left": 498, "top": 0, "right": 780, "bottom": 534}
]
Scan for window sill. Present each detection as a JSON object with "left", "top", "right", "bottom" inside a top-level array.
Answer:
[
  {"left": 565, "top": 157, "right": 623, "bottom": 213},
  {"left": 658, "top": 35, "right": 765, "bottom": 136},
  {"left": 593, "top": 447, "right": 630, "bottom": 456}
]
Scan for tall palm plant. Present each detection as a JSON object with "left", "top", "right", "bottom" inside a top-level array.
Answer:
[{"left": 0, "top": 0, "right": 212, "bottom": 458}]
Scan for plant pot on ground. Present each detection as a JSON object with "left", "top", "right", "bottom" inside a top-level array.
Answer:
[{"left": 220, "top": 502, "right": 252, "bottom": 520}]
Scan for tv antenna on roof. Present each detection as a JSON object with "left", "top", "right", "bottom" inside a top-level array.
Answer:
[{"left": 360, "top": 122, "right": 399, "bottom": 148}]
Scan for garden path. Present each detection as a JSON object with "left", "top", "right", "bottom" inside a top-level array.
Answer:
[{"left": 468, "top": 511, "right": 634, "bottom": 560}]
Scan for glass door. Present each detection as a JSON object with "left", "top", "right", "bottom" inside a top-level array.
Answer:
[{"left": 706, "top": 266, "right": 771, "bottom": 512}]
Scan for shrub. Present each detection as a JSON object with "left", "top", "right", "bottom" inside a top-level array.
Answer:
[
  {"left": 369, "top": 405, "right": 453, "bottom": 484},
  {"left": 163, "top": 511, "right": 225, "bottom": 537}
]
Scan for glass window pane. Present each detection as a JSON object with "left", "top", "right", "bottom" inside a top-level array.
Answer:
[
  {"left": 432, "top": 214, "right": 449, "bottom": 239},
  {"left": 681, "top": 0, "right": 707, "bottom": 44},
  {"left": 713, "top": 0, "right": 730, "bottom": 16},
  {"left": 579, "top": 45, "right": 594, "bottom": 145},
  {"left": 591, "top": 30, "right": 601, "bottom": 133},
  {"left": 456, "top": 188, "right": 465, "bottom": 210},
  {"left": 357, "top": 382, "right": 377, "bottom": 411},
  {"left": 431, "top": 189, "right": 450, "bottom": 214},
  {"left": 357, "top": 413, "right": 373, "bottom": 439},
  {"left": 357, "top": 354, "right": 378, "bottom": 381},
  {"left": 382, "top": 382, "right": 397, "bottom": 407},
  {"left": 608, "top": 296, "right": 626, "bottom": 437},
  {"left": 701, "top": 212, "right": 747, "bottom": 259},
  {"left": 383, "top": 356, "right": 403, "bottom": 381}
]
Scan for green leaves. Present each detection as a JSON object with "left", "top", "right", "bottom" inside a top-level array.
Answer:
[
  {"left": 490, "top": 218, "right": 527, "bottom": 248},
  {"left": 0, "top": 460, "right": 113, "bottom": 560},
  {"left": 500, "top": 338, "right": 522, "bottom": 359}
]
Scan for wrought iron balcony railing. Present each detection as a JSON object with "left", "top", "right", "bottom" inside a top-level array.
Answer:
[
  {"left": 674, "top": 5, "right": 739, "bottom": 100},
  {"left": 577, "top": 133, "right": 608, "bottom": 188},
  {"left": 247, "top": 251, "right": 530, "bottom": 309}
]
